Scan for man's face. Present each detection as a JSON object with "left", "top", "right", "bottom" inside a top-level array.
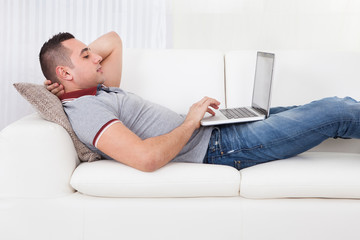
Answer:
[{"left": 62, "top": 38, "right": 105, "bottom": 89}]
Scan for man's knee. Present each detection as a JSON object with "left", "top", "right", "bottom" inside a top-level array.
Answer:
[{"left": 320, "top": 96, "right": 358, "bottom": 121}]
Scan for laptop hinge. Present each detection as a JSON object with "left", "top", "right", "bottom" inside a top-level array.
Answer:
[{"left": 252, "top": 107, "right": 267, "bottom": 115}]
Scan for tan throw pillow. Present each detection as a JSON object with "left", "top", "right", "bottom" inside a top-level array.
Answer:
[{"left": 13, "top": 83, "right": 101, "bottom": 162}]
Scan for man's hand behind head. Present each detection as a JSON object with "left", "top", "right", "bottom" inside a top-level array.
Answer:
[{"left": 44, "top": 79, "right": 65, "bottom": 97}]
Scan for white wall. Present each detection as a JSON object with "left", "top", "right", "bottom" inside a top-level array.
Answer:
[{"left": 171, "top": 0, "right": 360, "bottom": 52}]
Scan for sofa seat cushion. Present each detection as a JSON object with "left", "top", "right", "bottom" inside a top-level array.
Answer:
[
  {"left": 71, "top": 160, "right": 240, "bottom": 197},
  {"left": 240, "top": 152, "right": 360, "bottom": 199}
]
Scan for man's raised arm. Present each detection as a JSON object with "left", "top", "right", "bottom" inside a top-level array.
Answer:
[
  {"left": 45, "top": 31, "right": 123, "bottom": 95},
  {"left": 89, "top": 31, "right": 123, "bottom": 88}
]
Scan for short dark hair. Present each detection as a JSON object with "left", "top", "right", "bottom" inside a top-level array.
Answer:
[{"left": 39, "top": 32, "right": 75, "bottom": 84}]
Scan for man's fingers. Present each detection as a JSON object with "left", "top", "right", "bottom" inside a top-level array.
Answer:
[
  {"left": 186, "top": 97, "right": 221, "bottom": 128},
  {"left": 56, "top": 90, "right": 65, "bottom": 97},
  {"left": 51, "top": 84, "right": 64, "bottom": 94},
  {"left": 210, "top": 103, "right": 220, "bottom": 109},
  {"left": 43, "top": 79, "right": 51, "bottom": 86},
  {"left": 200, "top": 97, "right": 220, "bottom": 107},
  {"left": 48, "top": 83, "right": 59, "bottom": 91},
  {"left": 207, "top": 108, "right": 216, "bottom": 116},
  {"left": 51, "top": 87, "right": 59, "bottom": 94}
]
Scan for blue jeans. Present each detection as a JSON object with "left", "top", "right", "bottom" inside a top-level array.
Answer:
[{"left": 203, "top": 97, "right": 360, "bottom": 170}]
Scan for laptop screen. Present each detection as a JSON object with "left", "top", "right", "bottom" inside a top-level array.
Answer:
[{"left": 251, "top": 52, "right": 275, "bottom": 116}]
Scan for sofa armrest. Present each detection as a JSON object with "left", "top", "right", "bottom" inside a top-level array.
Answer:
[{"left": 0, "top": 113, "right": 78, "bottom": 198}]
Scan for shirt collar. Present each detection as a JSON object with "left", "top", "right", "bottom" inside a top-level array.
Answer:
[{"left": 59, "top": 84, "right": 103, "bottom": 103}]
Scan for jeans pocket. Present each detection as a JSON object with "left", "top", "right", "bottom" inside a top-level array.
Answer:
[{"left": 209, "top": 127, "right": 221, "bottom": 152}]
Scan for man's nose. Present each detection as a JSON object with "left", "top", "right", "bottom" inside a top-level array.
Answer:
[{"left": 93, "top": 54, "right": 102, "bottom": 63}]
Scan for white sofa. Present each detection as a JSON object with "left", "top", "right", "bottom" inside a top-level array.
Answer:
[{"left": 1, "top": 49, "right": 360, "bottom": 240}]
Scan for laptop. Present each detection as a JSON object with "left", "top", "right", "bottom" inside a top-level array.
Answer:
[{"left": 201, "top": 51, "right": 275, "bottom": 126}]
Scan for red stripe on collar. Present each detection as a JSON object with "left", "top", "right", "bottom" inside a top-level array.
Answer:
[{"left": 59, "top": 86, "right": 98, "bottom": 102}]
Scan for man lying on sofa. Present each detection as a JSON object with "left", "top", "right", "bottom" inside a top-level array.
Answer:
[{"left": 40, "top": 31, "right": 360, "bottom": 172}]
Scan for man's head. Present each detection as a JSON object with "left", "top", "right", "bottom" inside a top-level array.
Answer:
[
  {"left": 39, "top": 32, "right": 104, "bottom": 91},
  {"left": 39, "top": 32, "right": 75, "bottom": 85}
]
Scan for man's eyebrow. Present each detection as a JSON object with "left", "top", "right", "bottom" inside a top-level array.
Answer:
[{"left": 80, "top": 47, "right": 90, "bottom": 56}]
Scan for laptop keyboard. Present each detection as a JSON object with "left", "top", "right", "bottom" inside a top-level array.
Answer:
[{"left": 220, "top": 107, "right": 258, "bottom": 119}]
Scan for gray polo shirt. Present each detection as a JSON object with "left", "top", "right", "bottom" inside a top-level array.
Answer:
[{"left": 60, "top": 85, "right": 213, "bottom": 163}]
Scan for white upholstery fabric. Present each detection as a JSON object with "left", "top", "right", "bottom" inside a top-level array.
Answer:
[
  {"left": 121, "top": 49, "right": 226, "bottom": 114},
  {"left": 0, "top": 114, "right": 78, "bottom": 198},
  {"left": 240, "top": 197, "right": 360, "bottom": 240},
  {"left": 0, "top": 195, "right": 83, "bottom": 240},
  {"left": 71, "top": 160, "right": 240, "bottom": 197},
  {"left": 77, "top": 193, "right": 244, "bottom": 240},
  {"left": 240, "top": 152, "right": 360, "bottom": 199}
]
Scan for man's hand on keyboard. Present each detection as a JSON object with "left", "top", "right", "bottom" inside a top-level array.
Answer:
[{"left": 185, "top": 97, "right": 220, "bottom": 129}]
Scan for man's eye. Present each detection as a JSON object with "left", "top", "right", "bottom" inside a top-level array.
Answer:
[{"left": 83, "top": 55, "right": 89, "bottom": 59}]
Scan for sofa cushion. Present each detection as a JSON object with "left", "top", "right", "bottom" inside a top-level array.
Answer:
[
  {"left": 13, "top": 83, "right": 101, "bottom": 162},
  {"left": 121, "top": 49, "right": 225, "bottom": 115},
  {"left": 240, "top": 152, "right": 360, "bottom": 199},
  {"left": 71, "top": 160, "right": 240, "bottom": 197}
]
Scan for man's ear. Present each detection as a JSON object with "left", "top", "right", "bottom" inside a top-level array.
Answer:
[{"left": 55, "top": 66, "right": 73, "bottom": 81}]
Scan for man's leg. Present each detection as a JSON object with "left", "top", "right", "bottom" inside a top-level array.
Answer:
[
  {"left": 269, "top": 105, "right": 298, "bottom": 115},
  {"left": 204, "top": 97, "right": 360, "bottom": 170}
]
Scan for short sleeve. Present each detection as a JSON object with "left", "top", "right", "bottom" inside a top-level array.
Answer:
[{"left": 63, "top": 96, "right": 121, "bottom": 148}]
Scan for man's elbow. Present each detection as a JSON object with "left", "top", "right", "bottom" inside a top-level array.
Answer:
[
  {"left": 138, "top": 152, "right": 163, "bottom": 173},
  {"left": 111, "top": 146, "right": 164, "bottom": 172},
  {"left": 108, "top": 31, "right": 122, "bottom": 45}
]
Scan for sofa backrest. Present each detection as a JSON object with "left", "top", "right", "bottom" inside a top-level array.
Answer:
[
  {"left": 225, "top": 50, "right": 360, "bottom": 107},
  {"left": 225, "top": 50, "right": 360, "bottom": 153},
  {"left": 121, "top": 49, "right": 226, "bottom": 115}
]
